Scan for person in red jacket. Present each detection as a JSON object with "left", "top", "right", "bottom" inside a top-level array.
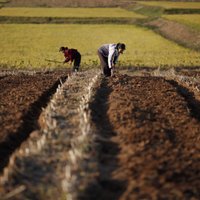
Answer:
[{"left": 59, "top": 46, "right": 81, "bottom": 72}]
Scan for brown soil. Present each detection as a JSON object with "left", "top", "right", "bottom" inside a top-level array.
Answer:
[
  {"left": 0, "top": 70, "right": 67, "bottom": 173},
  {"left": 6, "top": 0, "right": 116, "bottom": 7},
  {"left": 176, "top": 69, "right": 200, "bottom": 77},
  {"left": 145, "top": 18, "right": 200, "bottom": 51},
  {"left": 85, "top": 74, "right": 200, "bottom": 200},
  {"left": 1, "top": 70, "right": 200, "bottom": 199}
]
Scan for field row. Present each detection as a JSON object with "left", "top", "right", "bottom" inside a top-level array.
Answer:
[
  {"left": 3, "top": 0, "right": 200, "bottom": 8},
  {"left": 0, "top": 6, "right": 199, "bottom": 35},
  {"left": 0, "top": 24, "right": 200, "bottom": 69},
  {"left": 0, "top": 4, "right": 200, "bottom": 69},
  {"left": 163, "top": 14, "right": 200, "bottom": 31},
  {"left": 0, "top": 7, "right": 146, "bottom": 18},
  {"left": 1, "top": 69, "right": 200, "bottom": 199},
  {"left": 138, "top": 1, "right": 200, "bottom": 9}
]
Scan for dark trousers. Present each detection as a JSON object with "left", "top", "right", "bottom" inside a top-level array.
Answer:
[
  {"left": 97, "top": 50, "right": 111, "bottom": 77},
  {"left": 73, "top": 52, "right": 81, "bottom": 72}
]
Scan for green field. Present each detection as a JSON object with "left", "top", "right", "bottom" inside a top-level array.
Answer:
[
  {"left": 0, "top": 7, "right": 145, "bottom": 18},
  {"left": 164, "top": 14, "right": 200, "bottom": 31},
  {"left": 0, "top": 24, "right": 200, "bottom": 69},
  {"left": 137, "top": 1, "right": 200, "bottom": 9}
]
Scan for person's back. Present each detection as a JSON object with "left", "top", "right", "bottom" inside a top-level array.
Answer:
[
  {"left": 97, "top": 43, "right": 126, "bottom": 77},
  {"left": 59, "top": 46, "right": 81, "bottom": 72},
  {"left": 65, "top": 49, "right": 78, "bottom": 59},
  {"left": 98, "top": 44, "right": 110, "bottom": 57}
]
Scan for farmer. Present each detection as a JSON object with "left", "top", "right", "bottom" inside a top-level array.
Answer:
[
  {"left": 97, "top": 43, "right": 126, "bottom": 77},
  {"left": 59, "top": 46, "right": 81, "bottom": 72}
]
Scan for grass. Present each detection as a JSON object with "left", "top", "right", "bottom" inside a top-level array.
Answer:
[
  {"left": 163, "top": 14, "right": 200, "bottom": 31},
  {"left": 129, "top": 1, "right": 200, "bottom": 18},
  {"left": 0, "top": 7, "right": 146, "bottom": 18},
  {"left": 137, "top": 1, "right": 200, "bottom": 9},
  {"left": 0, "top": 7, "right": 146, "bottom": 24},
  {"left": 133, "top": 1, "right": 200, "bottom": 16},
  {"left": 0, "top": 24, "right": 200, "bottom": 69},
  {"left": 131, "top": 4, "right": 164, "bottom": 17}
]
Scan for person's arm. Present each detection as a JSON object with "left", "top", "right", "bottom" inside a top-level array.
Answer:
[
  {"left": 108, "top": 45, "right": 116, "bottom": 69},
  {"left": 64, "top": 57, "right": 70, "bottom": 63},
  {"left": 64, "top": 50, "right": 73, "bottom": 64}
]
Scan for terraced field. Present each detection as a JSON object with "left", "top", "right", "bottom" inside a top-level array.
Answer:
[
  {"left": 0, "top": 7, "right": 144, "bottom": 18},
  {"left": 164, "top": 14, "right": 200, "bottom": 31},
  {"left": 137, "top": 1, "right": 200, "bottom": 9}
]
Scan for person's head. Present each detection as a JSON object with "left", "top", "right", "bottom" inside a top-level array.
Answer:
[
  {"left": 116, "top": 43, "right": 126, "bottom": 54},
  {"left": 59, "top": 46, "right": 68, "bottom": 53}
]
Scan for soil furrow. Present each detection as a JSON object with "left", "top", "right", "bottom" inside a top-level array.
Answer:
[
  {"left": 0, "top": 71, "right": 67, "bottom": 173},
  {"left": 167, "top": 80, "right": 200, "bottom": 121},
  {"left": 83, "top": 74, "right": 200, "bottom": 200},
  {"left": 83, "top": 78, "right": 126, "bottom": 199},
  {"left": 0, "top": 70, "right": 100, "bottom": 200},
  {"left": 1, "top": 69, "right": 200, "bottom": 199}
]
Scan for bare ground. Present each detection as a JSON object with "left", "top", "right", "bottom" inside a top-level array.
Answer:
[
  {"left": 0, "top": 70, "right": 67, "bottom": 173},
  {"left": 82, "top": 72, "right": 200, "bottom": 200},
  {"left": 0, "top": 68, "right": 200, "bottom": 199}
]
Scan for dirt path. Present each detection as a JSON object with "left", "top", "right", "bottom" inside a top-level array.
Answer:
[{"left": 84, "top": 74, "right": 200, "bottom": 199}]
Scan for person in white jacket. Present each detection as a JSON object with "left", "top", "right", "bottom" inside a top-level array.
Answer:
[{"left": 97, "top": 43, "right": 126, "bottom": 77}]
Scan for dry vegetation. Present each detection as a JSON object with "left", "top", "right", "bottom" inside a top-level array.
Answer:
[
  {"left": 6, "top": 0, "right": 118, "bottom": 7},
  {"left": 145, "top": 18, "right": 200, "bottom": 51}
]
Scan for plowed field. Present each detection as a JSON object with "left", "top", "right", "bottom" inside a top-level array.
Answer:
[
  {"left": 0, "top": 69, "right": 200, "bottom": 200},
  {"left": 0, "top": 70, "right": 67, "bottom": 173},
  {"left": 86, "top": 73, "right": 200, "bottom": 200}
]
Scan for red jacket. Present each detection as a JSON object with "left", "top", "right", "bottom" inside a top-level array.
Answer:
[{"left": 64, "top": 49, "right": 79, "bottom": 63}]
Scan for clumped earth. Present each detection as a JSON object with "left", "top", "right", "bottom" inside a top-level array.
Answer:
[
  {"left": 0, "top": 69, "right": 200, "bottom": 199},
  {"left": 0, "top": 70, "right": 67, "bottom": 173},
  {"left": 85, "top": 73, "right": 200, "bottom": 200}
]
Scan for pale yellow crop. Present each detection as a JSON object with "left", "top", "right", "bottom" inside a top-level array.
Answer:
[{"left": 0, "top": 24, "right": 200, "bottom": 69}]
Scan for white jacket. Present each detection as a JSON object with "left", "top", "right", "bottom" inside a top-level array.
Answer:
[{"left": 98, "top": 44, "right": 119, "bottom": 69}]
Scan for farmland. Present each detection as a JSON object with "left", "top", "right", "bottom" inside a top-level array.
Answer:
[
  {"left": 0, "top": 7, "right": 145, "bottom": 18},
  {"left": 164, "top": 14, "right": 200, "bottom": 31},
  {"left": 5, "top": 0, "right": 117, "bottom": 7},
  {"left": 0, "top": 1, "right": 200, "bottom": 199},
  {"left": 132, "top": 1, "right": 200, "bottom": 51},
  {"left": 137, "top": 1, "right": 200, "bottom": 9},
  {"left": 0, "top": 24, "right": 200, "bottom": 69}
]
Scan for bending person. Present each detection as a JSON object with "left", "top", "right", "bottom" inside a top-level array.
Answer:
[
  {"left": 97, "top": 43, "right": 126, "bottom": 77},
  {"left": 59, "top": 46, "right": 81, "bottom": 72}
]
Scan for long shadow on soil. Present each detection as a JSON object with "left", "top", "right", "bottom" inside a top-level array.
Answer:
[
  {"left": 0, "top": 76, "right": 67, "bottom": 173},
  {"left": 168, "top": 80, "right": 200, "bottom": 121},
  {"left": 80, "top": 78, "right": 127, "bottom": 200}
]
